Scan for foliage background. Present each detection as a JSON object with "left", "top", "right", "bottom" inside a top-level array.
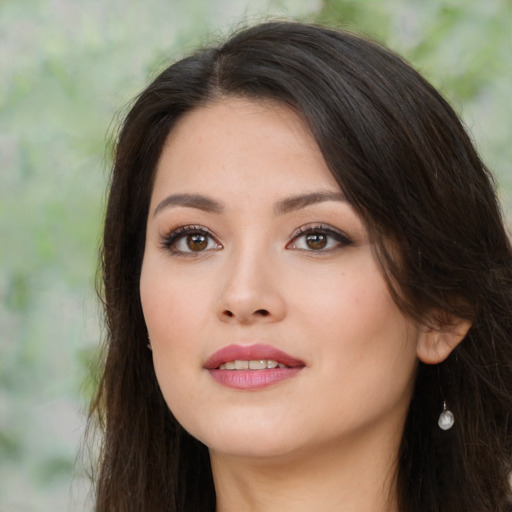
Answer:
[{"left": 1, "top": 0, "right": 509, "bottom": 510}]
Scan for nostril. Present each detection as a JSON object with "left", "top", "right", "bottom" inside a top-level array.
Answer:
[{"left": 221, "top": 308, "right": 270, "bottom": 320}]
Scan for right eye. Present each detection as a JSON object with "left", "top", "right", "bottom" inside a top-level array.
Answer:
[{"left": 161, "top": 225, "right": 222, "bottom": 255}]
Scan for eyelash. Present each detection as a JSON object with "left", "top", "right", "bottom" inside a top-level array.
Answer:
[
  {"left": 160, "top": 225, "right": 221, "bottom": 255},
  {"left": 287, "top": 224, "right": 354, "bottom": 252},
  {"left": 160, "top": 223, "right": 353, "bottom": 255}
]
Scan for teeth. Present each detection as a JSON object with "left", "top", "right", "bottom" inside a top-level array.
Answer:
[
  {"left": 218, "top": 359, "right": 287, "bottom": 370},
  {"left": 249, "top": 360, "right": 266, "bottom": 370},
  {"left": 234, "top": 360, "right": 249, "bottom": 370}
]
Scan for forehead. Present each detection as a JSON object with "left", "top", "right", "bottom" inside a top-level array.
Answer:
[{"left": 152, "top": 97, "right": 340, "bottom": 201}]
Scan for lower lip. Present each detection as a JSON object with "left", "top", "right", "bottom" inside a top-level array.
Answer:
[{"left": 208, "top": 368, "right": 303, "bottom": 390}]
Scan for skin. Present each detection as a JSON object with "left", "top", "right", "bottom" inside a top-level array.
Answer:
[{"left": 140, "top": 98, "right": 467, "bottom": 512}]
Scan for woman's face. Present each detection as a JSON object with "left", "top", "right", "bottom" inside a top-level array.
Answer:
[{"left": 140, "top": 98, "right": 420, "bottom": 460}]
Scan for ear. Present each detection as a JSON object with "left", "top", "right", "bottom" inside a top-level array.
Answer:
[{"left": 416, "top": 315, "right": 472, "bottom": 364}]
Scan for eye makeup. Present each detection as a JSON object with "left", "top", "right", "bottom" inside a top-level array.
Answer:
[
  {"left": 287, "top": 223, "right": 354, "bottom": 252},
  {"left": 160, "top": 224, "right": 221, "bottom": 255},
  {"left": 159, "top": 220, "right": 355, "bottom": 258}
]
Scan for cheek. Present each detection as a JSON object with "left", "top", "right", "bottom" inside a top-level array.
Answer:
[
  {"left": 292, "top": 255, "right": 406, "bottom": 345},
  {"left": 140, "top": 258, "right": 214, "bottom": 408},
  {"left": 140, "top": 258, "right": 211, "bottom": 346},
  {"left": 292, "top": 257, "right": 418, "bottom": 408}
]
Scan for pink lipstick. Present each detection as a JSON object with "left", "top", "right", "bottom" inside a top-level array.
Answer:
[{"left": 204, "top": 344, "right": 305, "bottom": 390}]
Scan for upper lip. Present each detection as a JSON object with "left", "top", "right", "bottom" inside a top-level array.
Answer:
[{"left": 204, "top": 344, "right": 306, "bottom": 369}]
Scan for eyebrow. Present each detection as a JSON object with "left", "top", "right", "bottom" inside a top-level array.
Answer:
[
  {"left": 153, "top": 190, "right": 347, "bottom": 217},
  {"left": 153, "top": 194, "right": 224, "bottom": 217},
  {"left": 274, "top": 191, "right": 347, "bottom": 214}
]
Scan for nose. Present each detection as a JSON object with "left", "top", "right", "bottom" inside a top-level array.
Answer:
[{"left": 216, "top": 249, "right": 287, "bottom": 324}]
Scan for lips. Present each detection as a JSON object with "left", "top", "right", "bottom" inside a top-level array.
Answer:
[
  {"left": 204, "top": 344, "right": 305, "bottom": 390},
  {"left": 204, "top": 344, "right": 305, "bottom": 369}
]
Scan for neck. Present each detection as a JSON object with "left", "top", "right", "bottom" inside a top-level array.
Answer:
[{"left": 210, "top": 428, "right": 401, "bottom": 512}]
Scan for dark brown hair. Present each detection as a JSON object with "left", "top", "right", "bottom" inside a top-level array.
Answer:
[{"left": 88, "top": 21, "right": 512, "bottom": 511}]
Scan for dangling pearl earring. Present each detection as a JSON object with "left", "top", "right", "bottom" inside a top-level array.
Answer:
[{"left": 438, "top": 401, "right": 455, "bottom": 430}]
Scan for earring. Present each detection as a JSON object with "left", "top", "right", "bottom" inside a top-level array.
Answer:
[
  {"left": 147, "top": 334, "right": 152, "bottom": 351},
  {"left": 438, "top": 401, "right": 455, "bottom": 430}
]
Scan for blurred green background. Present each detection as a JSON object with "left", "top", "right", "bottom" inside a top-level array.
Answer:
[{"left": 1, "top": 0, "right": 510, "bottom": 510}]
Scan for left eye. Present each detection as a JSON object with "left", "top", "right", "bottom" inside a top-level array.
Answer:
[
  {"left": 288, "top": 227, "right": 352, "bottom": 251},
  {"left": 175, "top": 233, "right": 217, "bottom": 252},
  {"left": 162, "top": 226, "right": 222, "bottom": 254}
]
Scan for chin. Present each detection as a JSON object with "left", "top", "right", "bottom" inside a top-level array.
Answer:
[
  {"left": 208, "top": 436, "right": 303, "bottom": 460},
  {"left": 186, "top": 418, "right": 307, "bottom": 460}
]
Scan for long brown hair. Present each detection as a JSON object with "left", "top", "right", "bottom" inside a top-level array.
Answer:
[{"left": 87, "top": 22, "right": 512, "bottom": 511}]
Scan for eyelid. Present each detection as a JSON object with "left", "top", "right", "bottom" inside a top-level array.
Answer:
[
  {"left": 287, "top": 223, "right": 353, "bottom": 250},
  {"left": 160, "top": 224, "right": 222, "bottom": 254}
]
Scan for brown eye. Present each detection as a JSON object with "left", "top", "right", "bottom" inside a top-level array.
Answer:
[
  {"left": 187, "top": 234, "right": 208, "bottom": 251},
  {"left": 162, "top": 226, "right": 222, "bottom": 254},
  {"left": 306, "top": 233, "right": 327, "bottom": 250},
  {"left": 287, "top": 225, "right": 353, "bottom": 252}
]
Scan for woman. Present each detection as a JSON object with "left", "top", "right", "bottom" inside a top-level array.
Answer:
[{"left": 87, "top": 22, "right": 512, "bottom": 511}]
